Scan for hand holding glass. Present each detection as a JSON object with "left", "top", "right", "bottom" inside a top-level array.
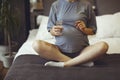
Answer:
[{"left": 55, "top": 21, "right": 63, "bottom": 35}]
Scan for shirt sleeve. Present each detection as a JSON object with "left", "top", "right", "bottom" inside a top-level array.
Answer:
[
  {"left": 86, "top": 2, "right": 97, "bottom": 34},
  {"left": 47, "top": 2, "right": 57, "bottom": 32}
]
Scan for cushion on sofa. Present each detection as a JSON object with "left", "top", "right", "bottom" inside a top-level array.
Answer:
[{"left": 96, "top": 12, "right": 120, "bottom": 38}]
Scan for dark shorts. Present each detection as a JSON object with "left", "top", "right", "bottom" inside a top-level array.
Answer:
[
  {"left": 61, "top": 51, "right": 81, "bottom": 58},
  {"left": 56, "top": 45, "right": 88, "bottom": 58}
]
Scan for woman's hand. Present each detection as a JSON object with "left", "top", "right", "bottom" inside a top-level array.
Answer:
[
  {"left": 75, "top": 20, "right": 86, "bottom": 32},
  {"left": 75, "top": 20, "right": 94, "bottom": 35},
  {"left": 50, "top": 26, "right": 63, "bottom": 36}
]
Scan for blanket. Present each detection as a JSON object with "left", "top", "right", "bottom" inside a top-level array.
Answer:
[{"left": 4, "top": 54, "right": 120, "bottom": 80}]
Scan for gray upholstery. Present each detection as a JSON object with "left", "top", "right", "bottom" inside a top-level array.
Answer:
[
  {"left": 95, "top": 0, "right": 120, "bottom": 15},
  {"left": 42, "top": 0, "right": 120, "bottom": 16},
  {"left": 4, "top": 54, "right": 120, "bottom": 80},
  {"left": 42, "top": 0, "right": 95, "bottom": 16},
  {"left": 42, "top": 0, "right": 57, "bottom": 16}
]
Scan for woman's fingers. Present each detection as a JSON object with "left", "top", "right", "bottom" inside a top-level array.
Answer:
[
  {"left": 52, "top": 26, "right": 63, "bottom": 36},
  {"left": 75, "top": 20, "right": 86, "bottom": 30}
]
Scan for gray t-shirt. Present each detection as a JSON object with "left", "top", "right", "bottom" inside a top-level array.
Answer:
[{"left": 47, "top": 0, "right": 97, "bottom": 53}]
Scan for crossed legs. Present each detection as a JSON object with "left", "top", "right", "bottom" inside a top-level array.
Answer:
[{"left": 32, "top": 40, "right": 108, "bottom": 67}]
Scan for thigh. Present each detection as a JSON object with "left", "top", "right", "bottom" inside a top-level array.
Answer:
[{"left": 80, "top": 42, "right": 107, "bottom": 54}]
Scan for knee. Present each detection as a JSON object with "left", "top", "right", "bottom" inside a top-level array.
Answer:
[
  {"left": 99, "top": 41, "right": 109, "bottom": 52},
  {"left": 32, "top": 40, "right": 46, "bottom": 53}
]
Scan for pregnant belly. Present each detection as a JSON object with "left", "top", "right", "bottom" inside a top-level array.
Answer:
[
  {"left": 56, "top": 26, "right": 83, "bottom": 45},
  {"left": 55, "top": 27, "right": 88, "bottom": 53}
]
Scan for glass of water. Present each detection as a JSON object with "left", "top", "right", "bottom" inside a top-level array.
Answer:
[
  {"left": 56, "top": 20, "right": 63, "bottom": 26},
  {"left": 56, "top": 20, "right": 63, "bottom": 35}
]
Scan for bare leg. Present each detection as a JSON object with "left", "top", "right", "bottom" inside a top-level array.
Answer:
[
  {"left": 32, "top": 40, "right": 108, "bottom": 67},
  {"left": 32, "top": 40, "right": 71, "bottom": 62},
  {"left": 64, "top": 41, "right": 109, "bottom": 67}
]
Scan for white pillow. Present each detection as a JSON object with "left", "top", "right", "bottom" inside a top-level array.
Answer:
[
  {"left": 35, "top": 16, "right": 56, "bottom": 44},
  {"left": 36, "top": 15, "right": 47, "bottom": 26},
  {"left": 96, "top": 12, "right": 120, "bottom": 38},
  {"left": 27, "top": 29, "right": 38, "bottom": 41}
]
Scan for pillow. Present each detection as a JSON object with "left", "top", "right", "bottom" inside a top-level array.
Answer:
[
  {"left": 96, "top": 12, "right": 120, "bottom": 38},
  {"left": 36, "top": 15, "right": 47, "bottom": 26},
  {"left": 35, "top": 16, "right": 56, "bottom": 44},
  {"left": 27, "top": 29, "right": 38, "bottom": 41}
]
